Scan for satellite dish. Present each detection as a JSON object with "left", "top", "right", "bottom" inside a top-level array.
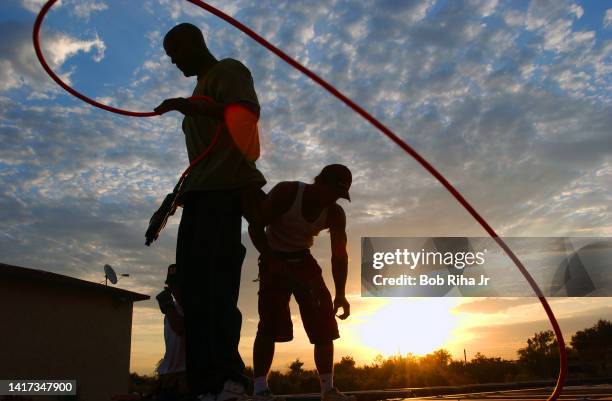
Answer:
[{"left": 104, "top": 264, "right": 118, "bottom": 285}]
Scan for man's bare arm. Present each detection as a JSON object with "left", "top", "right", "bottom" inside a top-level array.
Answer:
[
  {"left": 155, "top": 98, "right": 260, "bottom": 161},
  {"left": 154, "top": 97, "right": 225, "bottom": 119},
  {"left": 248, "top": 182, "right": 296, "bottom": 256},
  {"left": 328, "top": 204, "right": 350, "bottom": 319}
]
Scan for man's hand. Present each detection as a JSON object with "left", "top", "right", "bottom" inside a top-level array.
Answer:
[
  {"left": 333, "top": 295, "right": 350, "bottom": 320},
  {"left": 154, "top": 97, "right": 197, "bottom": 116}
]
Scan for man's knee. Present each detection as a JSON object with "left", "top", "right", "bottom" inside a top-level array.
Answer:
[
  {"left": 314, "top": 339, "right": 334, "bottom": 348},
  {"left": 255, "top": 331, "right": 275, "bottom": 343},
  {"left": 256, "top": 325, "right": 293, "bottom": 343}
]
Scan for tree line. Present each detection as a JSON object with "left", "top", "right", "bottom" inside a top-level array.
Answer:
[
  {"left": 261, "top": 319, "right": 611, "bottom": 393},
  {"left": 130, "top": 319, "right": 612, "bottom": 394}
]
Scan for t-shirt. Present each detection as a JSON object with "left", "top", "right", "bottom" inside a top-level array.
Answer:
[
  {"left": 158, "top": 300, "right": 185, "bottom": 375},
  {"left": 181, "top": 58, "right": 266, "bottom": 192}
]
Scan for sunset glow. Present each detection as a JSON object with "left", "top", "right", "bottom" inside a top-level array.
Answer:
[{"left": 354, "top": 299, "right": 460, "bottom": 357}]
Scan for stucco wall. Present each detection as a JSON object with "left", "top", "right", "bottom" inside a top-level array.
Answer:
[{"left": 1, "top": 276, "right": 134, "bottom": 401}]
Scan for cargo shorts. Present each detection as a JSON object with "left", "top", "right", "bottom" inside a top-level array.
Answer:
[{"left": 256, "top": 251, "right": 340, "bottom": 344}]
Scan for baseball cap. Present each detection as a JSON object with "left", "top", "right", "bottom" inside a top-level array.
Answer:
[{"left": 318, "top": 164, "right": 352, "bottom": 201}]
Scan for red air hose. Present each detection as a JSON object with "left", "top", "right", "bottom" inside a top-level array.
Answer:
[{"left": 33, "top": 1, "right": 567, "bottom": 398}]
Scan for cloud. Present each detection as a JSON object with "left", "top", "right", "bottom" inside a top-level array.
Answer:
[
  {"left": 71, "top": 0, "right": 108, "bottom": 19},
  {"left": 525, "top": 0, "right": 594, "bottom": 53},
  {"left": 0, "top": 21, "right": 105, "bottom": 92},
  {"left": 469, "top": 0, "right": 498, "bottom": 18},
  {"left": 20, "top": 0, "right": 60, "bottom": 13},
  {"left": 46, "top": 32, "right": 106, "bottom": 64},
  {"left": 153, "top": 0, "right": 195, "bottom": 21},
  {"left": 453, "top": 298, "right": 538, "bottom": 314},
  {"left": 20, "top": 0, "right": 107, "bottom": 19},
  {"left": 605, "top": 9, "right": 612, "bottom": 29},
  {"left": 462, "top": 305, "right": 612, "bottom": 356}
]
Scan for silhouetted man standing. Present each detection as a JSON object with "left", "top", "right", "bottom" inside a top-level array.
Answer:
[{"left": 155, "top": 22, "right": 265, "bottom": 401}]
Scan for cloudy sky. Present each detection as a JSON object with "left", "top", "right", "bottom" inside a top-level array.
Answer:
[{"left": 1, "top": 0, "right": 611, "bottom": 375}]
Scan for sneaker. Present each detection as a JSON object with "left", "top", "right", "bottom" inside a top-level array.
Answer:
[
  {"left": 322, "top": 388, "right": 356, "bottom": 401},
  {"left": 216, "top": 380, "right": 251, "bottom": 401},
  {"left": 253, "top": 389, "right": 286, "bottom": 401}
]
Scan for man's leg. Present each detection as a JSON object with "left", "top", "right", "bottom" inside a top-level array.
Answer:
[
  {"left": 177, "top": 191, "right": 247, "bottom": 397},
  {"left": 205, "top": 190, "right": 248, "bottom": 394},
  {"left": 253, "top": 333, "right": 275, "bottom": 394},
  {"left": 292, "top": 256, "right": 355, "bottom": 401},
  {"left": 314, "top": 340, "right": 334, "bottom": 393},
  {"left": 176, "top": 194, "right": 204, "bottom": 397},
  {"left": 253, "top": 256, "right": 293, "bottom": 398}
]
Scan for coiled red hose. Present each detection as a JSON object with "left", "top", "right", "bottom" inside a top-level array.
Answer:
[{"left": 33, "top": 1, "right": 567, "bottom": 398}]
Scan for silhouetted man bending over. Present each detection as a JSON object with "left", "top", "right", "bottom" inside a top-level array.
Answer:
[
  {"left": 155, "top": 22, "right": 266, "bottom": 401},
  {"left": 248, "top": 164, "right": 356, "bottom": 401}
]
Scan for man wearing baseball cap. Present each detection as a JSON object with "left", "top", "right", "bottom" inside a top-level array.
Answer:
[
  {"left": 247, "top": 163, "right": 355, "bottom": 401},
  {"left": 317, "top": 164, "right": 351, "bottom": 202}
]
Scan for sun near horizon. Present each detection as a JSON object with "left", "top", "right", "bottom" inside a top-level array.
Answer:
[{"left": 130, "top": 292, "right": 612, "bottom": 376}]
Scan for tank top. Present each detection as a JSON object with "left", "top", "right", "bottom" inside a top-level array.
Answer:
[{"left": 265, "top": 182, "right": 329, "bottom": 252}]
